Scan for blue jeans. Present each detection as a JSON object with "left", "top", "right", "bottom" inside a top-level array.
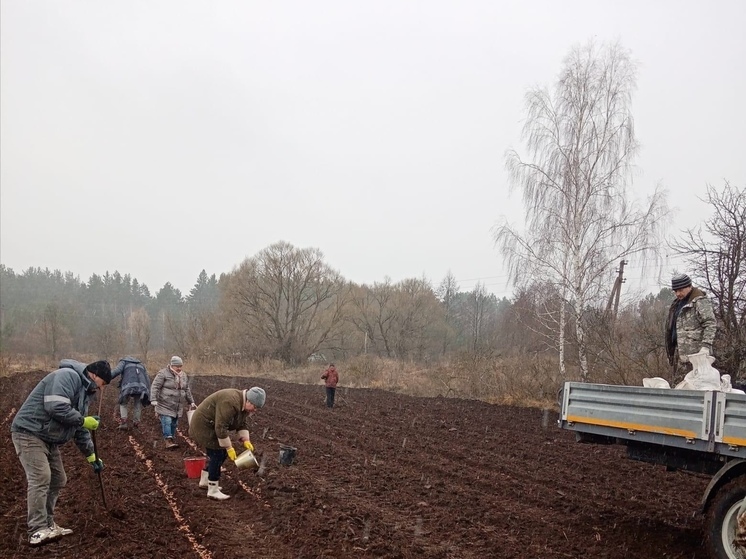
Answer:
[
  {"left": 159, "top": 415, "right": 178, "bottom": 439},
  {"left": 12, "top": 431, "right": 67, "bottom": 535},
  {"left": 205, "top": 448, "right": 227, "bottom": 482}
]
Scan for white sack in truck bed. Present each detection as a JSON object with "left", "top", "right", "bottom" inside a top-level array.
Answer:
[{"left": 642, "top": 349, "right": 745, "bottom": 393}]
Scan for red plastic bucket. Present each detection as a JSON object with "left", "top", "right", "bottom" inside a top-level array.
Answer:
[{"left": 184, "top": 457, "right": 206, "bottom": 478}]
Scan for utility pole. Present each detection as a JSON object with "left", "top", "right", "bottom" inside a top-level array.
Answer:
[{"left": 605, "top": 260, "right": 627, "bottom": 320}]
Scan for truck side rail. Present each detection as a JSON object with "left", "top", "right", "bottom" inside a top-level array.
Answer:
[
  {"left": 715, "top": 390, "right": 746, "bottom": 450},
  {"left": 559, "top": 382, "right": 745, "bottom": 459}
]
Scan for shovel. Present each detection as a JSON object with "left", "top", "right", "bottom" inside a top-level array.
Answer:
[
  {"left": 92, "top": 389, "right": 108, "bottom": 509},
  {"left": 91, "top": 429, "right": 108, "bottom": 509}
]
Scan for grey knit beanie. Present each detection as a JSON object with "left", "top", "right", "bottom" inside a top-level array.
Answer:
[
  {"left": 671, "top": 274, "right": 692, "bottom": 290},
  {"left": 246, "top": 387, "right": 266, "bottom": 408},
  {"left": 170, "top": 355, "right": 183, "bottom": 367}
]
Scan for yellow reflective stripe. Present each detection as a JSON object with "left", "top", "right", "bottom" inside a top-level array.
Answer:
[
  {"left": 566, "top": 415, "right": 699, "bottom": 439},
  {"left": 722, "top": 435, "right": 746, "bottom": 446}
]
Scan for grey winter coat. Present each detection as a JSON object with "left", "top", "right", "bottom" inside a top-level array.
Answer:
[
  {"left": 151, "top": 366, "right": 194, "bottom": 419},
  {"left": 111, "top": 357, "right": 151, "bottom": 406},
  {"left": 11, "top": 359, "right": 96, "bottom": 457}
]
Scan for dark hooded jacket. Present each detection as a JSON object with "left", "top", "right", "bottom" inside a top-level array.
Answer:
[
  {"left": 11, "top": 359, "right": 97, "bottom": 457},
  {"left": 111, "top": 356, "right": 151, "bottom": 406}
]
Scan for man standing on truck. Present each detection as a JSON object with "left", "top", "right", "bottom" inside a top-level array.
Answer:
[{"left": 665, "top": 273, "right": 717, "bottom": 387}]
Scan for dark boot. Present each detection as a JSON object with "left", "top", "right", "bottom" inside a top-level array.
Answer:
[{"left": 165, "top": 437, "right": 179, "bottom": 449}]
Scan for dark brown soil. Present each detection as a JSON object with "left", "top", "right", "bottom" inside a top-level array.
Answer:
[{"left": 0, "top": 371, "right": 709, "bottom": 558}]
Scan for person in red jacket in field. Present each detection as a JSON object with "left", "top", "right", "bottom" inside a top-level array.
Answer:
[{"left": 321, "top": 363, "right": 339, "bottom": 408}]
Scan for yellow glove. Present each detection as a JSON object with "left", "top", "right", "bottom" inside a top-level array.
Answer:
[
  {"left": 82, "top": 416, "right": 100, "bottom": 430},
  {"left": 226, "top": 447, "right": 237, "bottom": 461},
  {"left": 243, "top": 440, "right": 254, "bottom": 452},
  {"left": 86, "top": 454, "right": 104, "bottom": 473}
]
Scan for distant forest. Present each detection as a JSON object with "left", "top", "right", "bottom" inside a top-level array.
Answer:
[
  {"left": 0, "top": 233, "right": 742, "bottom": 384},
  {"left": 0, "top": 244, "right": 677, "bottom": 382}
]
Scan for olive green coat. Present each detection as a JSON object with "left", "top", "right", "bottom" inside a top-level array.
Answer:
[{"left": 189, "top": 388, "right": 251, "bottom": 450}]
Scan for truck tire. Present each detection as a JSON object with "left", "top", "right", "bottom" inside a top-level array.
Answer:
[{"left": 706, "top": 477, "right": 746, "bottom": 559}]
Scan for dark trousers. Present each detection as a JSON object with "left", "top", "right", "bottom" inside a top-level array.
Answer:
[
  {"left": 325, "top": 387, "right": 336, "bottom": 408},
  {"left": 671, "top": 350, "right": 693, "bottom": 387},
  {"left": 205, "top": 447, "right": 227, "bottom": 481}
]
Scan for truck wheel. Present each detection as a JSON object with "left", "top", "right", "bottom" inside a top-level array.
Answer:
[{"left": 706, "top": 477, "right": 746, "bottom": 559}]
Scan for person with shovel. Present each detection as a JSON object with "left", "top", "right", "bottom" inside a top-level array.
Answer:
[
  {"left": 11, "top": 359, "right": 110, "bottom": 546},
  {"left": 111, "top": 356, "right": 151, "bottom": 430},
  {"left": 189, "top": 387, "right": 266, "bottom": 500},
  {"left": 151, "top": 356, "right": 196, "bottom": 449}
]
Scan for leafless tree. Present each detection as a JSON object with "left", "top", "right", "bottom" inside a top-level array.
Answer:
[
  {"left": 467, "top": 283, "right": 489, "bottom": 353},
  {"left": 128, "top": 308, "right": 151, "bottom": 361},
  {"left": 393, "top": 277, "right": 440, "bottom": 360},
  {"left": 435, "top": 271, "right": 459, "bottom": 356},
  {"left": 40, "top": 303, "right": 65, "bottom": 361},
  {"left": 350, "top": 279, "right": 397, "bottom": 358},
  {"left": 92, "top": 314, "right": 123, "bottom": 360},
  {"left": 494, "top": 40, "right": 668, "bottom": 381},
  {"left": 223, "top": 241, "right": 348, "bottom": 364},
  {"left": 671, "top": 181, "right": 746, "bottom": 379}
]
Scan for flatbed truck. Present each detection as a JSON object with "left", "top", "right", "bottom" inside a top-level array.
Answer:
[{"left": 559, "top": 382, "right": 746, "bottom": 559}]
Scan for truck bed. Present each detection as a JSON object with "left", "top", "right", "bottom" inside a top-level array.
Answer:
[{"left": 559, "top": 382, "right": 746, "bottom": 460}]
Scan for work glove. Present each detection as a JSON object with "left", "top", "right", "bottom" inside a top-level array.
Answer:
[
  {"left": 82, "top": 416, "right": 101, "bottom": 430},
  {"left": 87, "top": 454, "right": 104, "bottom": 473},
  {"left": 190, "top": 403, "right": 197, "bottom": 410},
  {"left": 243, "top": 440, "right": 254, "bottom": 452},
  {"left": 226, "top": 447, "right": 237, "bottom": 461}
]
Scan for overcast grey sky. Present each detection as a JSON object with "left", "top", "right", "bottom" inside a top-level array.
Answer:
[{"left": 1, "top": 1, "right": 744, "bottom": 298}]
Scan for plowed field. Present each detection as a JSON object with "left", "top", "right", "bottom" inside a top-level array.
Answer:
[{"left": 1, "top": 370, "right": 708, "bottom": 558}]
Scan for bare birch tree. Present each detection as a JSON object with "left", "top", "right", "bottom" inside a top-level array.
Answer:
[
  {"left": 495, "top": 41, "right": 667, "bottom": 381},
  {"left": 435, "top": 271, "right": 459, "bottom": 356}
]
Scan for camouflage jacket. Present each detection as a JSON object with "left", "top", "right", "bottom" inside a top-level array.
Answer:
[{"left": 665, "top": 287, "right": 717, "bottom": 363}]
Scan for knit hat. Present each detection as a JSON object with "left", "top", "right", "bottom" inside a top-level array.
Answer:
[
  {"left": 170, "top": 356, "right": 183, "bottom": 367},
  {"left": 246, "top": 387, "right": 266, "bottom": 408},
  {"left": 671, "top": 274, "right": 692, "bottom": 290},
  {"left": 86, "top": 360, "right": 112, "bottom": 384}
]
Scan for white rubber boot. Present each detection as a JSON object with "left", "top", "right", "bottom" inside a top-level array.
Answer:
[
  {"left": 199, "top": 470, "right": 222, "bottom": 490},
  {"left": 207, "top": 481, "right": 229, "bottom": 500}
]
